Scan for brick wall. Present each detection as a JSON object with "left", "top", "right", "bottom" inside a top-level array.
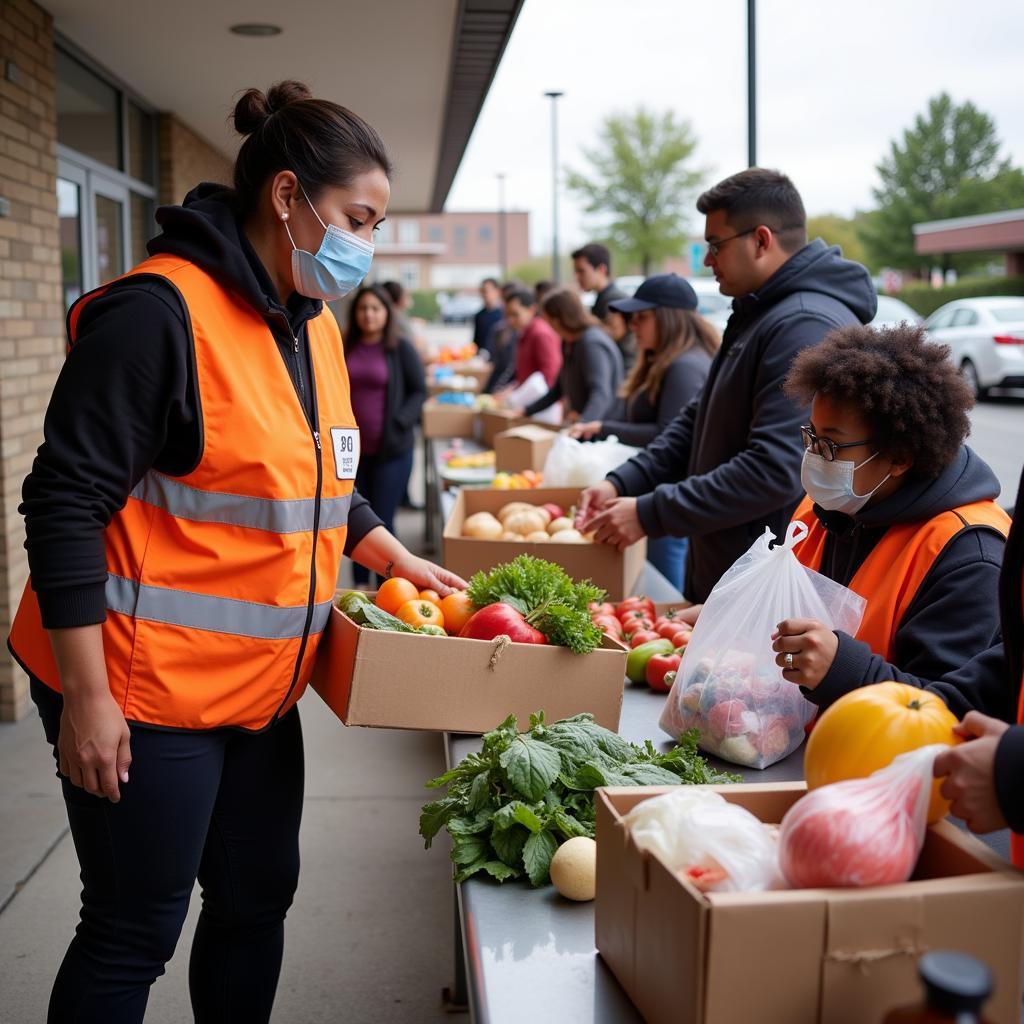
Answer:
[
  {"left": 158, "top": 114, "right": 233, "bottom": 206},
  {"left": 0, "top": 0, "right": 62, "bottom": 720}
]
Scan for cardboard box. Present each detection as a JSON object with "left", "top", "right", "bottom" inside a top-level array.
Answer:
[
  {"left": 494, "top": 424, "right": 559, "bottom": 473},
  {"left": 595, "top": 784, "right": 1024, "bottom": 1024},
  {"left": 478, "top": 408, "right": 533, "bottom": 447},
  {"left": 442, "top": 486, "right": 647, "bottom": 601},
  {"left": 421, "top": 398, "right": 477, "bottom": 440},
  {"left": 310, "top": 604, "right": 626, "bottom": 732}
]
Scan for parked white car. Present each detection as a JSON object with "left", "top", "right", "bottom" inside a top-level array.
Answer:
[
  {"left": 871, "top": 295, "right": 923, "bottom": 329},
  {"left": 440, "top": 293, "right": 483, "bottom": 324},
  {"left": 688, "top": 277, "right": 733, "bottom": 335},
  {"left": 923, "top": 296, "right": 1024, "bottom": 398}
]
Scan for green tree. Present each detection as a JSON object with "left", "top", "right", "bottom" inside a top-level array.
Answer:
[
  {"left": 565, "top": 108, "right": 704, "bottom": 276},
  {"left": 805, "top": 213, "right": 872, "bottom": 270},
  {"left": 860, "top": 93, "right": 1024, "bottom": 275}
]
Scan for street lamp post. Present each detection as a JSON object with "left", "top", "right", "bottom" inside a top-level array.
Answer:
[
  {"left": 496, "top": 172, "right": 508, "bottom": 279},
  {"left": 747, "top": 0, "right": 757, "bottom": 167},
  {"left": 544, "top": 90, "right": 564, "bottom": 283}
]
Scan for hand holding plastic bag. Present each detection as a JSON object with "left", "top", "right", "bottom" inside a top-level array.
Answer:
[
  {"left": 623, "top": 788, "right": 782, "bottom": 893},
  {"left": 779, "top": 744, "right": 945, "bottom": 888},
  {"left": 541, "top": 433, "right": 640, "bottom": 488},
  {"left": 659, "top": 522, "right": 866, "bottom": 768}
]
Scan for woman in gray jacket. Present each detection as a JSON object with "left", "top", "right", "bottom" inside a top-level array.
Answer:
[{"left": 520, "top": 289, "right": 623, "bottom": 422}]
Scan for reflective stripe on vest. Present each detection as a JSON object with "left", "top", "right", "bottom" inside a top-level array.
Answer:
[
  {"left": 131, "top": 472, "right": 353, "bottom": 533},
  {"left": 105, "top": 574, "right": 333, "bottom": 640},
  {"left": 791, "top": 495, "right": 1010, "bottom": 661}
]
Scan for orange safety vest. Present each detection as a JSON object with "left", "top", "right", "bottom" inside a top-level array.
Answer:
[
  {"left": 9, "top": 254, "right": 357, "bottom": 730},
  {"left": 790, "top": 495, "right": 1010, "bottom": 661}
]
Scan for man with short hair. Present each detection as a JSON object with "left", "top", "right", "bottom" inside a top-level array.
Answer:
[
  {"left": 473, "top": 277, "right": 503, "bottom": 354},
  {"left": 572, "top": 243, "right": 636, "bottom": 373},
  {"left": 578, "top": 168, "right": 877, "bottom": 601}
]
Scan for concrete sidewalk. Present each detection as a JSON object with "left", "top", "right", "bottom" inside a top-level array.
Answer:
[{"left": 0, "top": 494, "right": 466, "bottom": 1022}]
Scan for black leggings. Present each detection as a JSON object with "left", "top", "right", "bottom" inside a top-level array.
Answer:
[{"left": 31, "top": 678, "right": 304, "bottom": 1024}]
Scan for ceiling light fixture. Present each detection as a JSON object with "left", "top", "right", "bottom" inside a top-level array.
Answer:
[{"left": 229, "top": 23, "right": 282, "bottom": 37}]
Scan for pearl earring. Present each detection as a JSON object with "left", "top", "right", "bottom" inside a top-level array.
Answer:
[{"left": 281, "top": 212, "right": 289, "bottom": 221}]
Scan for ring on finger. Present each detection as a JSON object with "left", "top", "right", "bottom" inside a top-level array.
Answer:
[{"left": 784, "top": 652, "right": 795, "bottom": 670}]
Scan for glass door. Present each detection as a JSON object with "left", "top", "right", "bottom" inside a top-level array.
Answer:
[
  {"left": 91, "top": 177, "right": 130, "bottom": 286},
  {"left": 57, "top": 170, "right": 85, "bottom": 310}
]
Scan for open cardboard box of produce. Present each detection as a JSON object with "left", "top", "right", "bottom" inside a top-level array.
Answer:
[
  {"left": 310, "top": 600, "right": 627, "bottom": 733},
  {"left": 478, "top": 408, "right": 536, "bottom": 446},
  {"left": 493, "top": 424, "right": 560, "bottom": 473},
  {"left": 595, "top": 783, "right": 1024, "bottom": 1024},
  {"left": 442, "top": 486, "right": 647, "bottom": 602},
  {"left": 421, "top": 398, "right": 477, "bottom": 440}
]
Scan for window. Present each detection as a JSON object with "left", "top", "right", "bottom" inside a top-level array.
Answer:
[
  {"left": 398, "top": 220, "right": 420, "bottom": 244},
  {"left": 427, "top": 225, "right": 444, "bottom": 242},
  {"left": 453, "top": 226, "right": 468, "bottom": 256},
  {"left": 926, "top": 308, "right": 954, "bottom": 330},
  {"left": 951, "top": 308, "right": 979, "bottom": 328},
  {"left": 401, "top": 262, "right": 420, "bottom": 290},
  {"left": 54, "top": 43, "right": 159, "bottom": 308},
  {"left": 375, "top": 220, "right": 393, "bottom": 243},
  {"left": 56, "top": 49, "right": 121, "bottom": 169},
  {"left": 479, "top": 225, "right": 493, "bottom": 242}
]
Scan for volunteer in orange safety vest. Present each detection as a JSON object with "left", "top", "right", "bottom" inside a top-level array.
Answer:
[
  {"left": 8, "top": 80, "right": 463, "bottom": 1023},
  {"left": 766, "top": 322, "right": 1011, "bottom": 715}
]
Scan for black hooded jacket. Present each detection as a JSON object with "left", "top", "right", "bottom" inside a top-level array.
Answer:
[
  {"left": 608, "top": 239, "right": 877, "bottom": 602},
  {"left": 20, "top": 184, "right": 383, "bottom": 630},
  {"left": 802, "top": 446, "right": 1007, "bottom": 716}
]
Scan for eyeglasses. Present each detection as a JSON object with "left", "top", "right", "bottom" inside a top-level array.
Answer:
[
  {"left": 705, "top": 227, "right": 758, "bottom": 258},
  {"left": 800, "top": 425, "right": 875, "bottom": 462}
]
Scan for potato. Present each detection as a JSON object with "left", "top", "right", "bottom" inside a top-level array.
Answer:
[
  {"left": 501, "top": 531, "right": 521, "bottom": 541},
  {"left": 550, "top": 528, "right": 587, "bottom": 543},
  {"left": 497, "top": 501, "right": 535, "bottom": 523},
  {"left": 549, "top": 837, "right": 596, "bottom": 901},
  {"left": 462, "top": 511, "right": 503, "bottom": 539},
  {"left": 533, "top": 506, "right": 552, "bottom": 526},
  {"left": 504, "top": 510, "right": 547, "bottom": 536},
  {"left": 525, "top": 531, "right": 550, "bottom": 542},
  {"left": 547, "top": 516, "right": 574, "bottom": 535}
]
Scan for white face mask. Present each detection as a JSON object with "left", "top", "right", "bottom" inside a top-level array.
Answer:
[{"left": 800, "top": 449, "right": 891, "bottom": 515}]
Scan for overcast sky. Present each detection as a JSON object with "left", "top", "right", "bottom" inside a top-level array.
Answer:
[{"left": 445, "top": 0, "right": 1024, "bottom": 256}]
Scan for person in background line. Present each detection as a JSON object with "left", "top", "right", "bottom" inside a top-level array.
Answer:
[
  {"left": 569, "top": 275, "right": 718, "bottom": 590},
  {"left": 577, "top": 168, "right": 877, "bottom": 601},
  {"left": 473, "top": 276, "right": 503, "bottom": 355},
  {"left": 572, "top": 242, "right": 636, "bottom": 374},
  {"left": 481, "top": 280, "right": 522, "bottom": 393},
  {"left": 504, "top": 288, "right": 562, "bottom": 389},
  {"left": 765, "top": 324, "right": 1009, "bottom": 714},
  {"left": 381, "top": 279, "right": 428, "bottom": 361},
  {"left": 345, "top": 284, "right": 427, "bottom": 587},
  {"left": 534, "top": 279, "right": 555, "bottom": 305},
  {"left": 931, "top": 464, "right": 1023, "bottom": 860},
  {"left": 515, "top": 289, "right": 623, "bottom": 423},
  {"left": 603, "top": 303, "right": 637, "bottom": 377}
]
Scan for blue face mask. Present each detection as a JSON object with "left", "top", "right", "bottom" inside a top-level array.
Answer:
[{"left": 284, "top": 189, "right": 374, "bottom": 301}]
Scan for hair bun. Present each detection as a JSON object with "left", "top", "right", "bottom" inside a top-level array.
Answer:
[{"left": 232, "top": 81, "right": 313, "bottom": 136}]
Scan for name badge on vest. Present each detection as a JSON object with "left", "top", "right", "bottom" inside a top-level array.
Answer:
[{"left": 330, "top": 427, "right": 360, "bottom": 480}]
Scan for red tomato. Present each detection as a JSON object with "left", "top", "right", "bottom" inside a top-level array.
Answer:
[
  {"left": 616, "top": 596, "right": 655, "bottom": 618},
  {"left": 629, "top": 630, "right": 660, "bottom": 648},
  {"left": 589, "top": 601, "right": 615, "bottom": 617},
  {"left": 656, "top": 621, "right": 681, "bottom": 640},
  {"left": 593, "top": 615, "right": 624, "bottom": 637},
  {"left": 670, "top": 628, "right": 692, "bottom": 648},
  {"left": 620, "top": 610, "right": 655, "bottom": 631},
  {"left": 645, "top": 653, "right": 681, "bottom": 692}
]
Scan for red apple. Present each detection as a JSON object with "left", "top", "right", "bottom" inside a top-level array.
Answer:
[{"left": 542, "top": 503, "right": 564, "bottom": 521}]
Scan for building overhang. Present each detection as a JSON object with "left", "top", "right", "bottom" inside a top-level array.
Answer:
[
  {"left": 914, "top": 209, "right": 1024, "bottom": 256},
  {"left": 45, "top": 0, "right": 522, "bottom": 212}
]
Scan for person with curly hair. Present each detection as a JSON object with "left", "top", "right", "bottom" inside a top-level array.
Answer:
[{"left": 766, "top": 322, "right": 1011, "bottom": 715}]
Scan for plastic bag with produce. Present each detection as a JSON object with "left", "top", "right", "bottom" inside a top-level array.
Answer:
[
  {"left": 623, "top": 788, "right": 783, "bottom": 893},
  {"left": 659, "top": 522, "right": 866, "bottom": 768},
  {"left": 778, "top": 744, "right": 944, "bottom": 888}
]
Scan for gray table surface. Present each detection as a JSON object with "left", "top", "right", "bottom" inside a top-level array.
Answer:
[{"left": 444, "top": 564, "right": 804, "bottom": 1024}]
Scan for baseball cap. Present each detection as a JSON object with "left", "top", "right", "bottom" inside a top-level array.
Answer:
[{"left": 609, "top": 273, "right": 698, "bottom": 313}]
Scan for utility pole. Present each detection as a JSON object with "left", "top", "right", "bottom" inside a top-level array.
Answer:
[
  {"left": 496, "top": 172, "right": 508, "bottom": 279},
  {"left": 544, "top": 90, "right": 564, "bottom": 282},
  {"left": 747, "top": 0, "right": 757, "bottom": 167}
]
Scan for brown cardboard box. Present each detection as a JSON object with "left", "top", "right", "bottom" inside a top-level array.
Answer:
[
  {"left": 595, "top": 784, "right": 1024, "bottom": 1024},
  {"left": 478, "top": 408, "right": 533, "bottom": 446},
  {"left": 310, "top": 604, "right": 626, "bottom": 732},
  {"left": 421, "top": 398, "right": 477, "bottom": 439},
  {"left": 494, "top": 425, "right": 560, "bottom": 473},
  {"left": 442, "top": 486, "right": 647, "bottom": 601}
]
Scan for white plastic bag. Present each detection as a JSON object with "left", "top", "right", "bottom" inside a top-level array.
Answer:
[
  {"left": 623, "top": 788, "right": 782, "bottom": 893},
  {"left": 501, "top": 372, "right": 563, "bottom": 425},
  {"left": 778, "top": 744, "right": 944, "bottom": 888},
  {"left": 541, "top": 433, "right": 640, "bottom": 488},
  {"left": 659, "top": 522, "right": 866, "bottom": 769}
]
